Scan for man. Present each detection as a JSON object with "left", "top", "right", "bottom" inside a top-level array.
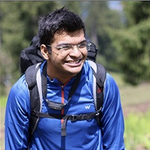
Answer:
[{"left": 5, "top": 7, "right": 125, "bottom": 150}]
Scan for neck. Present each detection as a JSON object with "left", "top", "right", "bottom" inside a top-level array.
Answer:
[
  {"left": 47, "top": 70, "right": 72, "bottom": 84},
  {"left": 46, "top": 65, "right": 75, "bottom": 84}
]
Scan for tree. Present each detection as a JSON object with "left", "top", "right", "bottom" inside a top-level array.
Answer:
[
  {"left": 83, "top": 1, "right": 123, "bottom": 71},
  {"left": 1, "top": 2, "right": 58, "bottom": 79},
  {"left": 108, "top": 1, "right": 150, "bottom": 85}
]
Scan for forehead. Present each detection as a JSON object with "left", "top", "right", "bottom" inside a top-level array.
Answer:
[{"left": 52, "top": 30, "right": 85, "bottom": 44}]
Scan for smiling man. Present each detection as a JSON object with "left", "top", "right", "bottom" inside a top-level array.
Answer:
[{"left": 5, "top": 7, "right": 125, "bottom": 150}]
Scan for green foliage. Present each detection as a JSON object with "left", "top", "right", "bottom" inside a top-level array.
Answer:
[
  {"left": 0, "top": 50, "right": 12, "bottom": 95},
  {"left": 122, "top": 1, "right": 150, "bottom": 25},
  {"left": 84, "top": 2, "right": 123, "bottom": 71},
  {"left": 125, "top": 111, "right": 150, "bottom": 150},
  {"left": 108, "top": 2, "right": 150, "bottom": 85},
  {"left": 108, "top": 28, "right": 145, "bottom": 84},
  {"left": 0, "top": 96, "right": 7, "bottom": 108},
  {"left": 1, "top": 1, "right": 58, "bottom": 76}
]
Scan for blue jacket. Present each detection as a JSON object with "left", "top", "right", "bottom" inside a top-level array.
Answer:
[{"left": 5, "top": 61, "right": 125, "bottom": 150}]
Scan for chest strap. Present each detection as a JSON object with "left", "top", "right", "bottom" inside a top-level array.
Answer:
[{"left": 32, "top": 108, "right": 102, "bottom": 136}]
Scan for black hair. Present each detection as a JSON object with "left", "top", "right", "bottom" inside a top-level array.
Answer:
[{"left": 38, "top": 7, "right": 85, "bottom": 46}]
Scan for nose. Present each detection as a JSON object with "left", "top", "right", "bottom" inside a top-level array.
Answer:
[{"left": 69, "top": 45, "right": 81, "bottom": 57}]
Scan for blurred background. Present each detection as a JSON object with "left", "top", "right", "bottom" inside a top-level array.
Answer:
[{"left": 0, "top": 1, "right": 150, "bottom": 150}]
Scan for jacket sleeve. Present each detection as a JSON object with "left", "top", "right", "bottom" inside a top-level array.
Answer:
[
  {"left": 5, "top": 75, "right": 30, "bottom": 150},
  {"left": 100, "top": 73, "right": 125, "bottom": 150}
]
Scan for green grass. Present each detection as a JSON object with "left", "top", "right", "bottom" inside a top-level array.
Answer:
[
  {"left": 109, "top": 72, "right": 150, "bottom": 149},
  {"left": 0, "top": 96, "right": 7, "bottom": 108},
  {"left": 109, "top": 71, "right": 150, "bottom": 106},
  {"left": 125, "top": 111, "right": 150, "bottom": 150},
  {"left": 0, "top": 96, "right": 6, "bottom": 150}
]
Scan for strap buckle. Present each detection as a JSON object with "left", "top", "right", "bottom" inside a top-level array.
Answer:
[
  {"left": 95, "top": 106, "right": 103, "bottom": 116},
  {"left": 70, "top": 115, "right": 80, "bottom": 122}
]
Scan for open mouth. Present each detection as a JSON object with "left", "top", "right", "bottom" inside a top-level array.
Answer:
[{"left": 65, "top": 59, "right": 82, "bottom": 65}]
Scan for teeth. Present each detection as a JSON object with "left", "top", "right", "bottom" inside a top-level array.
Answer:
[
  {"left": 68, "top": 59, "right": 80, "bottom": 64},
  {"left": 75, "top": 60, "right": 80, "bottom": 63}
]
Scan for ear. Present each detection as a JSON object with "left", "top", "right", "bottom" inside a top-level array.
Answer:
[{"left": 40, "top": 44, "right": 50, "bottom": 60}]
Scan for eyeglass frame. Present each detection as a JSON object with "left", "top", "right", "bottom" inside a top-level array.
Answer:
[{"left": 46, "top": 40, "right": 88, "bottom": 52}]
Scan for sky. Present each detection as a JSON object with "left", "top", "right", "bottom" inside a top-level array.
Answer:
[{"left": 108, "top": 1, "right": 123, "bottom": 11}]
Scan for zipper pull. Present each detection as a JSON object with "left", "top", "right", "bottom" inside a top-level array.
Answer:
[{"left": 61, "top": 85, "right": 64, "bottom": 90}]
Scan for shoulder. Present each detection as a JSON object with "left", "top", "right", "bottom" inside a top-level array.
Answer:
[
  {"left": 105, "top": 73, "right": 119, "bottom": 90},
  {"left": 104, "top": 73, "right": 120, "bottom": 99},
  {"left": 7, "top": 75, "right": 30, "bottom": 111},
  {"left": 11, "top": 75, "right": 28, "bottom": 94},
  {"left": 103, "top": 73, "right": 121, "bottom": 107}
]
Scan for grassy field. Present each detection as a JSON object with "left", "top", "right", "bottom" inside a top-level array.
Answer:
[
  {"left": 110, "top": 72, "right": 150, "bottom": 106},
  {"left": 109, "top": 72, "right": 150, "bottom": 150},
  {"left": 0, "top": 96, "right": 6, "bottom": 150},
  {"left": 1, "top": 72, "right": 150, "bottom": 150},
  {"left": 125, "top": 111, "right": 150, "bottom": 150}
]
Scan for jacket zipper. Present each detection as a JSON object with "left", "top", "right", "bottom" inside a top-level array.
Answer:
[
  {"left": 59, "top": 79, "right": 71, "bottom": 135},
  {"left": 61, "top": 85, "right": 65, "bottom": 115}
]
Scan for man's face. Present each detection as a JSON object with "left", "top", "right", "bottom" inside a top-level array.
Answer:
[{"left": 48, "top": 30, "right": 87, "bottom": 79}]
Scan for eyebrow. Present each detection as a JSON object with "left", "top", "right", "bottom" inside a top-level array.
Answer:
[{"left": 57, "top": 39, "right": 87, "bottom": 47}]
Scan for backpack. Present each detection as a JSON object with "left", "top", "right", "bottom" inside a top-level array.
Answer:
[{"left": 19, "top": 36, "right": 106, "bottom": 143}]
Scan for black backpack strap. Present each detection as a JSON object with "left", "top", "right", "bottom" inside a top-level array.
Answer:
[
  {"left": 25, "top": 63, "right": 43, "bottom": 148},
  {"left": 33, "top": 110, "right": 99, "bottom": 137},
  {"left": 45, "top": 70, "right": 82, "bottom": 111},
  {"left": 88, "top": 60, "right": 106, "bottom": 126}
]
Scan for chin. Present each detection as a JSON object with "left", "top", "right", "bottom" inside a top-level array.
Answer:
[{"left": 65, "top": 66, "right": 83, "bottom": 77}]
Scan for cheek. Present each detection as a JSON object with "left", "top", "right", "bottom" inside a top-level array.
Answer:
[
  {"left": 51, "top": 54, "right": 66, "bottom": 67},
  {"left": 49, "top": 53, "right": 60, "bottom": 64},
  {"left": 83, "top": 49, "right": 88, "bottom": 58}
]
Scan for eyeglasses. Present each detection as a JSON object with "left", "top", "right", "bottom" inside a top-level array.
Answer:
[{"left": 47, "top": 40, "right": 88, "bottom": 52}]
